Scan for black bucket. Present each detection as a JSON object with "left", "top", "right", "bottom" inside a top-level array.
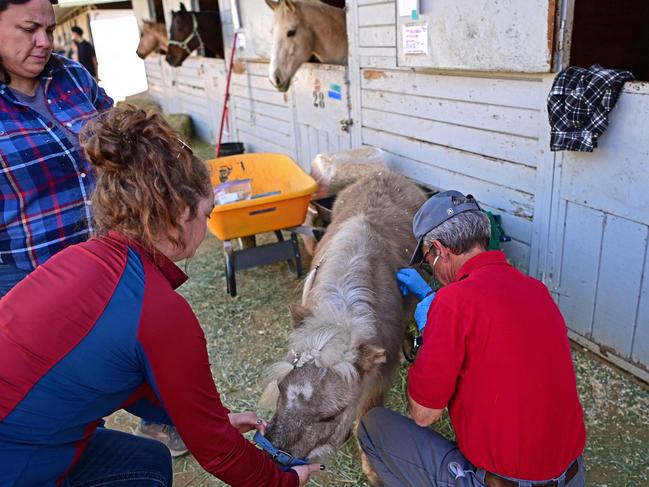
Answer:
[{"left": 218, "top": 142, "right": 245, "bottom": 157}]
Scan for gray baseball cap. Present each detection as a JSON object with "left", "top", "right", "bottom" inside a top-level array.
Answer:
[{"left": 408, "top": 190, "right": 482, "bottom": 265}]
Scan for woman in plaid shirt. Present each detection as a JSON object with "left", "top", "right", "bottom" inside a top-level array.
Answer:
[{"left": 0, "top": 0, "right": 113, "bottom": 296}]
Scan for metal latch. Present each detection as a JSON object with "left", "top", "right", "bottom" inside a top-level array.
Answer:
[{"left": 339, "top": 118, "right": 354, "bottom": 132}]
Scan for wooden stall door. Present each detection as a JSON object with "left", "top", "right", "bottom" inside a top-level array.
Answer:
[
  {"left": 291, "top": 64, "right": 353, "bottom": 171},
  {"left": 546, "top": 86, "right": 649, "bottom": 380}
]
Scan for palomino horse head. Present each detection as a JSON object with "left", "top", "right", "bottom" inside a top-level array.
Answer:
[
  {"left": 166, "top": 3, "right": 202, "bottom": 67},
  {"left": 136, "top": 21, "right": 168, "bottom": 59},
  {"left": 265, "top": 0, "right": 347, "bottom": 92}
]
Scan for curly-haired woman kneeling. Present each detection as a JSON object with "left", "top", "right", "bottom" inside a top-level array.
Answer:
[{"left": 0, "top": 105, "right": 320, "bottom": 487}]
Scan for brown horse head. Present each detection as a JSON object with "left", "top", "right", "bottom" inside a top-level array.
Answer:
[
  {"left": 166, "top": 3, "right": 224, "bottom": 67},
  {"left": 266, "top": 0, "right": 347, "bottom": 92},
  {"left": 166, "top": 3, "right": 196, "bottom": 66},
  {"left": 136, "top": 21, "right": 168, "bottom": 59}
]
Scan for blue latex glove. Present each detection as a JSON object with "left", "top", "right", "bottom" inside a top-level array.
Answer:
[
  {"left": 415, "top": 292, "right": 436, "bottom": 332},
  {"left": 396, "top": 268, "right": 432, "bottom": 299}
]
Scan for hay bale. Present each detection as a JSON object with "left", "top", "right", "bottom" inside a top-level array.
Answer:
[
  {"left": 166, "top": 113, "right": 194, "bottom": 140},
  {"left": 116, "top": 95, "right": 161, "bottom": 114}
]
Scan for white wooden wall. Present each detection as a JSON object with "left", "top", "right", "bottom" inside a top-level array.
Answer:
[
  {"left": 349, "top": 0, "right": 547, "bottom": 273},
  {"left": 347, "top": 0, "right": 649, "bottom": 379},
  {"left": 230, "top": 61, "right": 299, "bottom": 158}
]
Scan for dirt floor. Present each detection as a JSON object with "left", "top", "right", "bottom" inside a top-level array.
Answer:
[{"left": 105, "top": 231, "right": 649, "bottom": 487}]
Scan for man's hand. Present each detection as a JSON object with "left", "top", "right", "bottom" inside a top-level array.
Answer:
[
  {"left": 396, "top": 268, "right": 432, "bottom": 299},
  {"left": 408, "top": 393, "right": 444, "bottom": 427},
  {"left": 414, "top": 292, "right": 435, "bottom": 332},
  {"left": 228, "top": 412, "right": 266, "bottom": 434},
  {"left": 292, "top": 464, "right": 324, "bottom": 486}
]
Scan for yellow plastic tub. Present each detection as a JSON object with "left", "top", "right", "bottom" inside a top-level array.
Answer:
[{"left": 206, "top": 154, "right": 317, "bottom": 240}]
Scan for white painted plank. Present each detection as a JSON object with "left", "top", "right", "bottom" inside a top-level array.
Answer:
[
  {"left": 236, "top": 120, "right": 294, "bottom": 150},
  {"left": 360, "top": 70, "right": 544, "bottom": 110},
  {"left": 592, "top": 216, "right": 648, "bottom": 357},
  {"left": 231, "top": 96, "right": 292, "bottom": 121},
  {"left": 232, "top": 74, "right": 278, "bottom": 93},
  {"left": 233, "top": 107, "right": 293, "bottom": 136},
  {"left": 558, "top": 202, "right": 604, "bottom": 337},
  {"left": 362, "top": 127, "right": 537, "bottom": 195},
  {"left": 361, "top": 90, "right": 541, "bottom": 139},
  {"left": 318, "top": 129, "right": 329, "bottom": 156},
  {"left": 632, "top": 243, "right": 649, "bottom": 366},
  {"left": 363, "top": 108, "right": 539, "bottom": 168},
  {"left": 231, "top": 86, "right": 292, "bottom": 108},
  {"left": 298, "top": 125, "right": 311, "bottom": 171},
  {"left": 238, "top": 132, "right": 296, "bottom": 157},
  {"left": 359, "top": 56, "right": 398, "bottom": 69},
  {"left": 359, "top": 26, "right": 396, "bottom": 47},
  {"left": 358, "top": 3, "right": 395, "bottom": 27},
  {"left": 500, "top": 238, "right": 531, "bottom": 273},
  {"left": 381, "top": 147, "right": 535, "bottom": 220},
  {"left": 358, "top": 47, "right": 397, "bottom": 57}
]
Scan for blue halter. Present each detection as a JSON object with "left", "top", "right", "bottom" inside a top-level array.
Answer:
[{"left": 253, "top": 432, "right": 311, "bottom": 471}]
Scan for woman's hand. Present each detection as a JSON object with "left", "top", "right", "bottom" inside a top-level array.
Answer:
[
  {"left": 228, "top": 412, "right": 267, "bottom": 434},
  {"left": 292, "top": 464, "right": 324, "bottom": 486}
]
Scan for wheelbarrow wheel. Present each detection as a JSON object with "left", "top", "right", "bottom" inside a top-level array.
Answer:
[{"left": 225, "top": 253, "right": 237, "bottom": 297}]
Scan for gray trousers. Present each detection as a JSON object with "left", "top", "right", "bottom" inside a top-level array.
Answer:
[{"left": 358, "top": 407, "right": 585, "bottom": 487}]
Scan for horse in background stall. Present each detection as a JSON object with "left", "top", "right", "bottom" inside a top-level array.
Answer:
[
  {"left": 136, "top": 21, "right": 168, "bottom": 59},
  {"left": 166, "top": 3, "right": 224, "bottom": 67},
  {"left": 260, "top": 170, "right": 426, "bottom": 483},
  {"left": 265, "top": 0, "right": 347, "bottom": 92}
]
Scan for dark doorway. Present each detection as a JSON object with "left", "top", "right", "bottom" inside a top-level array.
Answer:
[
  {"left": 570, "top": 0, "right": 649, "bottom": 80},
  {"left": 321, "top": 0, "right": 345, "bottom": 8},
  {"left": 197, "top": 0, "right": 225, "bottom": 58},
  {"left": 153, "top": 0, "right": 165, "bottom": 23}
]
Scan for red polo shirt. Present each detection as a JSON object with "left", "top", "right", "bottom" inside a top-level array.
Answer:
[{"left": 408, "top": 251, "right": 585, "bottom": 480}]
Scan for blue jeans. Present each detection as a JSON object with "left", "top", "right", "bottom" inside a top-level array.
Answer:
[
  {"left": 0, "top": 263, "right": 31, "bottom": 297},
  {"left": 358, "top": 407, "right": 586, "bottom": 487},
  {"left": 61, "top": 428, "right": 173, "bottom": 486}
]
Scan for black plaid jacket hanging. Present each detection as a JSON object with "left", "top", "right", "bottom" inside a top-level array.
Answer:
[{"left": 547, "top": 65, "right": 635, "bottom": 152}]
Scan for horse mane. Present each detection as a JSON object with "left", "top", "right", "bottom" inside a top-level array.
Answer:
[{"left": 264, "top": 216, "right": 377, "bottom": 391}]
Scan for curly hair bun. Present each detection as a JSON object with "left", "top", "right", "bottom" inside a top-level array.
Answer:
[{"left": 81, "top": 104, "right": 162, "bottom": 174}]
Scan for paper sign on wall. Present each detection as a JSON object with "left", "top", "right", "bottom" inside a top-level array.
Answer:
[
  {"left": 403, "top": 22, "right": 428, "bottom": 55},
  {"left": 398, "top": 0, "right": 418, "bottom": 17}
]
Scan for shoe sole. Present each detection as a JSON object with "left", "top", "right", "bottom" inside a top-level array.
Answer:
[{"left": 135, "top": 430, "right": 189, "bottom": 458}]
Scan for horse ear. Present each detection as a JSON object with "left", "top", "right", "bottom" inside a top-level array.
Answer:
[
  {"left": 357, "top": 343, "right": 387, "bottom": 372},
  {"left": 265, "top": 0, "right": 279, "bottom": 11},
  {"left": 288, "top": 303, "right": 312, "bottom": 328},
  {"left": 284, "top": 0, "right": 297, "bottom": 13},
  {"left": 179, "top": 2, "right": 187, "bottom": 11}
]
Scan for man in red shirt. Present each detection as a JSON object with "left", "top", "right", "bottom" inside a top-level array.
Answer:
[{"left": 358, "top": 191, "right": 586, "bottom": 487}]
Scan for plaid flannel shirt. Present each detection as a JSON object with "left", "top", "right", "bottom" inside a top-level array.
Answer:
[
  {"left": 547, "top": 64, "right": 634, "bottom": 152},
  {"left": 0, "top": 54, "right": 113, "bottom": 271}
]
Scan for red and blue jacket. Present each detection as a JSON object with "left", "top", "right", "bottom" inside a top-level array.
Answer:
[{"left": 0, "top": 232, "right": 297, "bottom": 486}]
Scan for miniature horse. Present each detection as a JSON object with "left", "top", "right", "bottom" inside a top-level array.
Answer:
[
  {"left": 266, "top": 0, "right": 347, "bottom": 92},
  {"left": 166, "top": 3, "right": 224, "bottom": 67},
  {"left": 261, "top": 170, "right": 426, "bottom": 482},
  {"left": 136, "top": 21, "right": 168, "bottom": 59}
]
